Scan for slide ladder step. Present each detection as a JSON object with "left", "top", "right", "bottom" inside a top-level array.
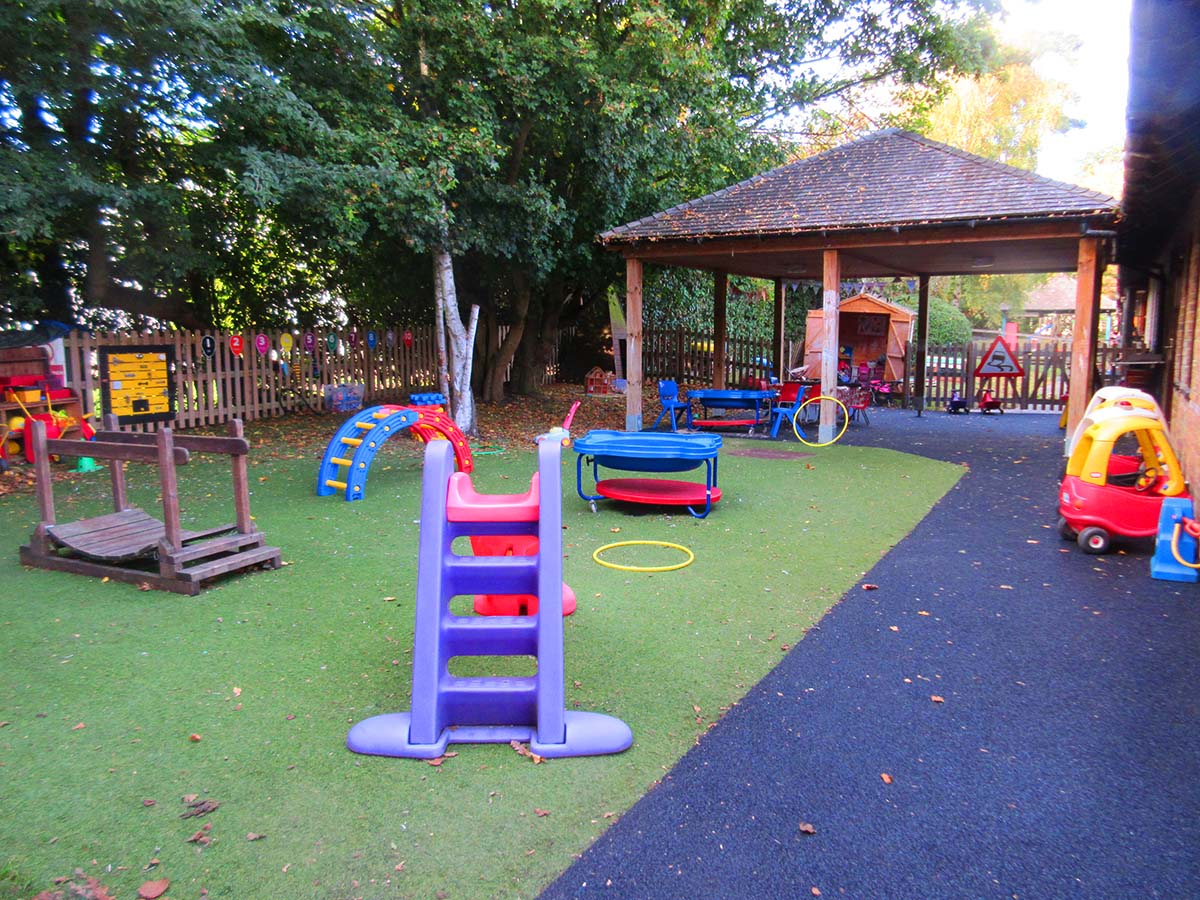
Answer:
[{"left": 346, "top": 439, "right": 632, "bottom": 760}]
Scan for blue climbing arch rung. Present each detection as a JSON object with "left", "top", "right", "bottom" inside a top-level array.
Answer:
[{"left": 316, "top": 405, "right": 419, "bottom": 500}]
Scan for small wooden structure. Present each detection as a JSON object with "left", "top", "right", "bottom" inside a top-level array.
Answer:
[
  {"left": 803, "top": 292, "right": 913, "bottom": 383},
  {"left": 20, "top": 415, "right": 281, "bottom": 595}
]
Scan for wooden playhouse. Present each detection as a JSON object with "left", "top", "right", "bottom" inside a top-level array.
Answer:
[{"left": 803, "top": 292, "right": 914, "bottom": 384}]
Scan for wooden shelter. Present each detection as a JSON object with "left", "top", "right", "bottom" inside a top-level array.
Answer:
[
  {"left": 803, "top": 292, "right": 913, "bottom": 384},
  {"left": 599, "top": 129, "right": 1118, "bottom": 442},
  {"left": 1118, "top": 0, "right": 1200, "bottom": 483}
]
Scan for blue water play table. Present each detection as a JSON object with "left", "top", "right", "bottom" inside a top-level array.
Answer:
[{"left": 573, "top": 430, "right": 723, "bottom": 518}]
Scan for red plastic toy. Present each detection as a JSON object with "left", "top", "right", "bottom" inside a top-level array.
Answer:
[{"left": 1058, "top": 406, "right": 1191, "bottom": 554}]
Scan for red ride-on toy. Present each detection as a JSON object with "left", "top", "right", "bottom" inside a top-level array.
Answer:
[
  {"left": 1058, "top": 404, "right": 1191, "bottom": 554},
  {"left": 978, "top": 388, "right": 1003, "bottom": 413}
]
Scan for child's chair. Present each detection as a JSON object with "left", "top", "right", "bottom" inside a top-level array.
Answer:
[
  {"left": 848, "top": 386, "right": 872, "bottom": 425},
  {"left": 769, "top": 382, "right": 810, "bottom": 438},
  {"left": 653, "top": 380, "right": 689, "bottom": 432}
]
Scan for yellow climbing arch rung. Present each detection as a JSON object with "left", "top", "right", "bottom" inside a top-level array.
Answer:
[
  {"left": 330, "top": 456, "right": 352, "bottom": 466},
  {"left": 325, "top": 479, "right": 347, "bottom": 490},
  {"left": 354, "top": 421, "right": 376, "bottom": 430},
  {"left": 341, "top": 437, "right": 363, "bottom": 447}
]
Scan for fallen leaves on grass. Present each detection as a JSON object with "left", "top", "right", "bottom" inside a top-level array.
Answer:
[
  {"left": 509, "top": 740, "right": 545, "bottom": 764},
  {"left": 862, "top": 583, "right": 879, "bottom": 591},
  {"left": 188, "top": 733, "right": 202, "bottom": 742},
  {"left": 71, "top": 722, "right": 85, "bottom": 730},
  {"left": 34, "top": 873, "right": 117, "bottom": 900},
  {"left": 426, "top": 751, "right": 458, "bottom": 767},
  {"left": 181, "top": 798, "right": 220, "bottom": 818},
  {"left": 246, "top": 832, "right": 266, "bottom": 841},
  {"left": 137, "top": 879, "right": 170, "bottom": 899},
  {"left": 534, "top": 808, "right": 551, "bottom": 817}
]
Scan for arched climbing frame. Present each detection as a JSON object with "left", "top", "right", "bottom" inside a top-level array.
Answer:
[{"left": 316, "top": 404, "right": 474, "bottom": 501}]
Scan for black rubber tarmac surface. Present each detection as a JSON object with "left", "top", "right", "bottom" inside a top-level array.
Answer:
[{"left": 541, "top": 408, "right": 1200, "bottom": 900}]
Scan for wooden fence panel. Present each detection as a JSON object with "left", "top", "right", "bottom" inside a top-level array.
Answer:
[
  {"left": 60, "top": 324, "right": 552, "bottom": 431},
  {"left": 916, "top": 339, "right": 1124, "bottom": 410}
]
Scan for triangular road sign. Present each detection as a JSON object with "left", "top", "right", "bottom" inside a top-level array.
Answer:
[{"left": 975, "top": 336, "right": 1024, "bottom": 377}]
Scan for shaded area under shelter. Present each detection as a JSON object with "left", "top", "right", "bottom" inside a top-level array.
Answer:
[{"left": 599, "top": 129, "right": 1118, "bottom": 441}]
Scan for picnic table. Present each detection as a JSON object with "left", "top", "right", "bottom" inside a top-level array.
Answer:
[{"left": 686, "top": 389, "right": 775, "bottom": 431}]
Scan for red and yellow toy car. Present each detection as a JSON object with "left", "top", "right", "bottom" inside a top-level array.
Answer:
[{"left": 1059, "top": 402, "right": 1190, "bottom": 554}]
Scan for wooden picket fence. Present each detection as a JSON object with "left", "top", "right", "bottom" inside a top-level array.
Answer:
[
  {"left": 918, "top": 338, "right": 1122, "bottom": 410},
  {"left": 642, "top": 328, "right": 805, "bottom": 385},
  {"left": 640, "top": 329, "right": 1122, "bottom": 411},
  {"left": 60, "top": 325, "right": 562, "bottom": 430},
  {"left": 61, "top": 327, "right": 444, "bottom": 430}
]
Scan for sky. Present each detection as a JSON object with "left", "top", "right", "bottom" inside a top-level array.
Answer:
[{"left": 998, "top": 0, "right": 1132, "bottom": 188}]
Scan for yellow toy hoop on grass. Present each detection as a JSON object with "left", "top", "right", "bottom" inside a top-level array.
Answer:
[
  {"left": 592, "top": 540, "right": 694, "bottom": 573},
  {"left": 793, "top": 395, "right": 850, "bottom": 447}
]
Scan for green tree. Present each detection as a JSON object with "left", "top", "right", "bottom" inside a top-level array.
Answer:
[
  {"left": 919, "top": 47, "right": 1079, "bottom": 327},
  {"left": 2, "top": 0, "right": 998, "bottom": 411},
  {"left": 926, "top": 295, "right": 973, "bottom": 344}
]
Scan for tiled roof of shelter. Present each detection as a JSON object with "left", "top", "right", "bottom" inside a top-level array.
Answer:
[{"left": 600, "top": 130, "right": 1116, "bottom": 245}]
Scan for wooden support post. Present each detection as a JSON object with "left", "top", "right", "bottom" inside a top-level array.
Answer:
[
  {"left": 713, "top": 271, "right": 728, "bottom": 389},
  {"left": 819, "top": 250, "right": 840, "bottom": 444},
  {"left": 31, "top": 419, "right": 55, "bottom": 527},
  {"left": 624, "top": 258, "right": 644, "bottom": 432},
  {"left": 158, "top": 427, "right": 183, "bottom": 559},
  {"left": 103, "top": 413, "right": 129, "bottom": 511},
  {"left": 229, "top": 418, "right": 254, "bottom": 534},
  {"left": 914, "top": 275, "right": 930, "bottom": 415},
  {"left": 1067, "top": 237, "right": 1103, "bottom": 442},
  {"left": 772, "top": 279, "right": 785, "bottom": 382}
]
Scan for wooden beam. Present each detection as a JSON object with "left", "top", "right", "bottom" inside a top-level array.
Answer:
[
  {"left": 624, "top": 258, "right": 644, "bottom": 432},
  {"left": 611, "top": 220, "right": 1093, "bottom": 260},
  {"left": 914, "top": 275, "right": 930, "bottom": 415},
  {"left": 1066, "top": 237, "right": 1102, "bottom": 440},
  {"left": 713, "top": 271, "right": 728, "bottom": 389},
  {"left": 772, "top": 278, "right": 785, "bottom": 381},
  {"left": 819, "top": 250, "right": 840, "bottom": 444}
]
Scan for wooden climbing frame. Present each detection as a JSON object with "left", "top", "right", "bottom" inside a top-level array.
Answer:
[{"left": 20, "top": 414, "right": 281, "bottom": 595}]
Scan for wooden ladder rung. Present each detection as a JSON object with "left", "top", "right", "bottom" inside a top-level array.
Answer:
[
  {"left": 170, "top": 532, "right": 264, "bottom": 564},
  {"left": 179, "top": 545, "right": 281, "bottom": 582}
]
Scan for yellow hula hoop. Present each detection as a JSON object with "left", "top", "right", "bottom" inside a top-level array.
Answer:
[
  {"left": 592, "top": 540, "right": 695, "bottom": 573},
  {"left": 793, "top": 395, "right": 850, "bottom": 447}
]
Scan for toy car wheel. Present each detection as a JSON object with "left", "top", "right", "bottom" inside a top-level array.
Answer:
[
  {"left": 1057, "top": 516, "right": 1077, "bottom": 541},
  {"left": 1077, "top": 526, "right": 1111, "bottom": 555}
]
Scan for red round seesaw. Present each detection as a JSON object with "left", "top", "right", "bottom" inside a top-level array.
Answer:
[
  {"left": 573, "top": 430, "right": 724, "bottom": 518},
  {"left": 595, "top": 478, "right": 722, "bottom": 509}
]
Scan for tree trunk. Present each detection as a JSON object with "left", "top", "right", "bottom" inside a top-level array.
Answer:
[
  {"left": 481, "top": 272, "right": 531, "bottom": 403},
  {"left": 432, "top": 245, "right": 478, "bottom": 436}
]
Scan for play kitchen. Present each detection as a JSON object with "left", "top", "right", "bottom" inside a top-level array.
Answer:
[{"left": 0, "top": 345, "right": 91, "bottom": 469}]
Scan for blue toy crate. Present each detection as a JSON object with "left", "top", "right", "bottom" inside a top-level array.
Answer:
[{"left": 323, "top": 383, "right": 365, "bottom": 413}]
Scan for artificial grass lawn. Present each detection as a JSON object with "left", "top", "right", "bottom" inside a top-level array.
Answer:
[{"left": 0, "top": 428, "right": 962, "bottom": 899}]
